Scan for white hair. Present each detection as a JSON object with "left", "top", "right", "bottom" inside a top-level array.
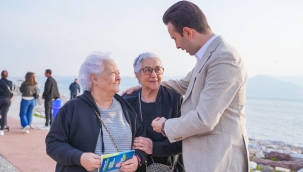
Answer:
[
  {"left": 78, "top": 52, "right": 113, "bottom": 91},
  {"left": 133, "top": 52, "right": 162, "bottom": 73}
]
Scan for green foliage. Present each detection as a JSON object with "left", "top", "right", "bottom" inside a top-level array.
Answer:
[
  {"left": 33, "top": 111, "right": 45, "bottom": 119},
  {"left": 270, "top": 157, "right": 278, "bottom": 161},
  {"left": 256, "top": 165, "right": 263, "bottom": 170}
]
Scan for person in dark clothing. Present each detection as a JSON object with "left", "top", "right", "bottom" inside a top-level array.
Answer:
[
  {"left": 69, "top": 78, "right": 80, "bottom": 99},
  {"left": 41, "top": 69, "right": 60, "bottom": 130},
  {"left": 122, "top": 52, "right": 184, "bottom": 172},
  {"left": 46, "top": 52, "right": 147, "bottom": 172},
  {"left": 0, "top": 70, "right": 13, "bottom": 136}
]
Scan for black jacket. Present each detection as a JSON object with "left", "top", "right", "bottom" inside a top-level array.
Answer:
[
  {"left": 122, "top": 86, "right": 185, "bottom": 172},
  {"left": 0, "top": 78, "right": 13, "bottom": 98},
  {"left": 46, "top": 91, "right": 147, "bottom": 172},
  {"left": 69, "top": 82, "right": 80, "bottom": 95},
  {"left": 42, "top": 76, "right": 60, "bottom": 100}
]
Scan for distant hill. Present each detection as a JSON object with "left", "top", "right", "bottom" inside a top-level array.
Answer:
[
  {"left": 247, "top": 75, "right": 303, "bottom": 99},
  {"left": 9, "top": 75, "right": 303, "bottom": 99},
  {"left": 270, "top": 75, "right": 303, "bottom": 88}
]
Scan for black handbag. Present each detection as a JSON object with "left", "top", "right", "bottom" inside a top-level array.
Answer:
[
  {"left": 33, "top": 92, "right": 39, "bottom": 99},
  {"left": 146, "top": 155, "right": 179, "bottom": 172},
  {"left": 33, "top": 86, "right": 39, "bottom": 99}
]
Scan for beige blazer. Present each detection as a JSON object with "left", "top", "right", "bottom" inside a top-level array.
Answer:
[{"left": 162, "top": 36, "right": 249, "bottom": 172}]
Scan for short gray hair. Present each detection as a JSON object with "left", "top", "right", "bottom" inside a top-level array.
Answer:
[
  {"left": 78, "top": 52, "right": 113, "bottom": 91},
  {"left": 133, "top": 52, "right": 162, "bottom": 73}
]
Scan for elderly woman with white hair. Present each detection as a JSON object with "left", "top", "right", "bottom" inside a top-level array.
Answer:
[
  {"left": 122, "top": 52, "right": 185, "bottom": 172},
  {"left": 46, "top": 52, "right": 147, "bottom": 172}
]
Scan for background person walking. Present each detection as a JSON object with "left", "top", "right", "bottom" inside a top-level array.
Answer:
[
  {"left": 19, "top": 72, "right": 39, "bottom": 133},
  {"left": 69, "top": 78, "right": 80, "bottom": 99},
  {"left": 0, "top": 70, "right": 13, "bottom": 136}
]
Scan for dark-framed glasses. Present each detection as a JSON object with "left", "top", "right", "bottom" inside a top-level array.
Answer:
[{"left": 141, "top": 67, "right": 164, "bottom": 75}]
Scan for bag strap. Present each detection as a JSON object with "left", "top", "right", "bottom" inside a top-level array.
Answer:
[
  {"left": 0, "top": 79, "right": 12, "bottom": 92},
  {"left": 92, "top": 109, "right": 119, "bottom": 152},
  {"left": 171, "top": 154, "right": 179, "bottom": 170},
  {"left": 139, "top": 90, "right": 180, "bottom": 170}
]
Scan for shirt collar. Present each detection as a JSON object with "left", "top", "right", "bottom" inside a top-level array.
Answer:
[{"left": 195, "top": 33, "right": 220, "bottom": 62}]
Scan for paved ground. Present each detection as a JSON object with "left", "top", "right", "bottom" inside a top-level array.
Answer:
[{"left": 0, "top": 94, "right": 56, "bottom": 172}]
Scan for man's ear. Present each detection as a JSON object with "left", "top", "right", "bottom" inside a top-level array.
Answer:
[{"left": 183, "top": 27, "right": 193, "bottom": 39}]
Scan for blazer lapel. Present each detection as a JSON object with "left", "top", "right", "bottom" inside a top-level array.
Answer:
[{"left": 183, "top": 36, "right": 222, "bottom": 102}]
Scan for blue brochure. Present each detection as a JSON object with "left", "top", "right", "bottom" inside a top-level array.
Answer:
[{"left": 99, "top": 150, "right": 135, "bottom": 172}]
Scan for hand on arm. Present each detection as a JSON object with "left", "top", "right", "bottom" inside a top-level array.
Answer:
[
  {"left": 120, "top": 85, "right": 141, "bottom": 96},
  {"left": 120, "top": 156, "right": 138, "bottom": 172},
  {"left": 80, "top": 153, "right": 101, "bottom": 171},
  {"left": 132, "top": 136, "right": 153, "bottom": 155}
]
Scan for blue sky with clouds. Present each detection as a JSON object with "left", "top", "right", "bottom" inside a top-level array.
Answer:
[{"left": 1, "top": 0, "right": 302, "bottom": 78}]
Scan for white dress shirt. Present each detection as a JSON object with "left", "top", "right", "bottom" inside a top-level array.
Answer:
[{"left": 195, "top": 33, "right": 220, "bottom": 63}]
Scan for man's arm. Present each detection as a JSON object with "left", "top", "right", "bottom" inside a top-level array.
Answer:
[
  {"left": 42, "top": 78, "right": 51, "bottom": 97},
  {"left": 161, "top": 70, "right": 192, "bottom": 96},
  {"left": 77, "top": 84, "right": 80, "bottom": 93},
  {"left": 158, "top": 54, "right": 246, "bottom": 142},
  {"left": 120, "top": 71, "right": 192, "bottom": 96}
]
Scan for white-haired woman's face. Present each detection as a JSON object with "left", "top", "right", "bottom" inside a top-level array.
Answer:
[
  {"left": 136, "top": 58, "right": 163, "bottom": 90},
  {"left": 93, "top": 60, "right": 121, "bottom": 94}
]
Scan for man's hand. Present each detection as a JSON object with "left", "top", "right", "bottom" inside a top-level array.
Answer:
[
  {"left": 120, "top": 85, "right": 141, "bottom": 96},
  {"left": 132, "top": 136, "right": 153, "bottom": 155},
  {"left": 80, "top": 152, "right": 101, "bottom": 171},
  {"left": 120, "top": 156, "right": 138, "bottom": 172},
  {"left": 152, "top": 117, "right": 167, "bottom": 133}
]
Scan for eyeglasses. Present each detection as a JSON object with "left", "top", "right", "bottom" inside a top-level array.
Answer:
[{"left": 141, "top": 67, "right": 164, "bottom": 75}]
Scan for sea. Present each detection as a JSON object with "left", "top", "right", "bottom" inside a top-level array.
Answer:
[
  {"left": 246, "top": 97, "right": 303, "bottom": 147},
  {"left": 54, "top": 87, "right": 303, "bottom": 147}
]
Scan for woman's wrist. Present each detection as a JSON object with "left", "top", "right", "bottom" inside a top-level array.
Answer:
[{"left": 135, "top": 155, "right": 142, "bottom": 166}]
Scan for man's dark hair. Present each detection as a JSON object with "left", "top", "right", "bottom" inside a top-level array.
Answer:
[
  {"left": 45, "top": 69, "right": 52, "bottom": 75},
  {"left": 1, "top": 70, "right": 8, "bottom": 78},
  {"left": 163, "top": 1, "right": 211, "bottom": 36}
]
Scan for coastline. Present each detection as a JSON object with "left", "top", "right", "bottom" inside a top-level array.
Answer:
[
  {"left": 248, "top": 138, "right": 303, "bottom": 171},
  {"left": 1, "top": 94, "right": 303, "bottom": 171}
]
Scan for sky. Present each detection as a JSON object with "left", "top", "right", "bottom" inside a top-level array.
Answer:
[{"left": 1, "top": 0, "right": 303, "bottom": 79}]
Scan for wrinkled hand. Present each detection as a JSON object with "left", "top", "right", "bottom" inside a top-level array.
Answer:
[
  {"left": 120, "top": 85, "right": 141, "bottom": 96},
  {"left": 80, "top": 152, "right": 101, "bottom": 171},
  {"left": 132, "top": 136, "right": 153, "bottom": 155},
  {"left": 120, "top": 156, "right": 138, "bottom": 172},
  {"left": 152, "top": 117, "right": 166, "bottom": 133}
]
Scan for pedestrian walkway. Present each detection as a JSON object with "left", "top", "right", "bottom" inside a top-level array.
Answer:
[{"left": 0, "top": 95, "right": 56, "bottom": 172}]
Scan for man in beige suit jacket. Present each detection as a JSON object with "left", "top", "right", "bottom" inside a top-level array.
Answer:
[{"left": 151, "top": 1, "right": 249, "bottom": 171}]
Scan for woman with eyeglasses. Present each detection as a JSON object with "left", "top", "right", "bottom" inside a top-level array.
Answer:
[{"left": 122, "top": 52, "right": 185, "bottom": 172}]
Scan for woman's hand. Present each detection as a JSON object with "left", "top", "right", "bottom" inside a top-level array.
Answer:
[
  {"left": 80, "top": 152, "right": 101, "bottom": 171},
  {"left": 120, "top": 156, "right": 138, "bottom": 172},
  {"left": 132, "top": 136, "right": 153, "bottom": 154}
]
